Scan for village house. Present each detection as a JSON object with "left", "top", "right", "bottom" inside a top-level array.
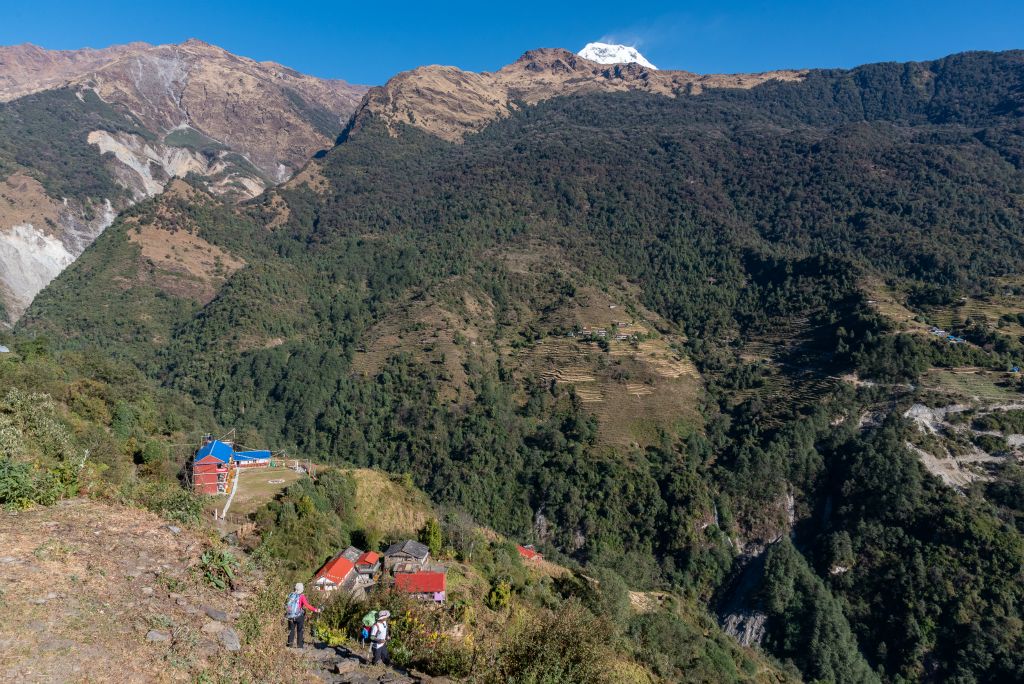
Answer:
[
  {"left": 190, "top": 436, "right": 272, "bottom": 495},
  {"left": 517, "top": 544, "right": 543, "bottom": 562},
  {"left": 394, "top": 570, "right": 447, "bottom": 603},
  {"left": 339, "top": 546, "right": 362, "bottom": 563},
  {"left": 313, "top": 553, "right": 358, "bottom": 593},
  {"left": 192, "top": 451, "right": 230, "bottom": 495},
  {"left": 354, "top": 550, "right": 381, "bottom": 580},
  {"left": 384, "top": 540, "right": 431, "bottom": 574}
]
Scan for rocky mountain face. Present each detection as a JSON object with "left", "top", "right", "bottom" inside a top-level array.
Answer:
[
  {"left": 0, "top": 39, "right": 367, "bottom": 324},
  {"left": 348, "top": 47, "right": 806, "bottom": 142}
]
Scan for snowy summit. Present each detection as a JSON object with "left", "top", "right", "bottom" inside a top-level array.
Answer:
[{"left": 578, "top": 42, "right": 658, "bottom": 70}]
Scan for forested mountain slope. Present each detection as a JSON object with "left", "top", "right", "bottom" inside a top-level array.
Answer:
[
  {"left": 0, "top": 39, "right": 367, "bottom": 324},
  {"left": 21, "top": 49, "right": 1024, "bottom": 682}
]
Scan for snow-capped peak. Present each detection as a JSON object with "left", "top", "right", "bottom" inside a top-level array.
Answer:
[{"left": 578, "top": 42, "right": 657, "bottom": 70}]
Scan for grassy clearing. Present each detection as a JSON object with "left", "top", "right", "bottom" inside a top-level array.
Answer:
[
  {"left": 920, "top": 368, "right": 1023, "bottom": 402},
  {"left": 864, "top": 276, "right": 1024, "bottom": 339},
  {"left": 230, "top": 467, "right": 306, "bottom": 516},
  {"left": 522, "top": 335, "right": 703, "bottom": 449},
  {"left": 862, "top": 279, "right": 933, "bottom": 334},
  {"left": 348, "top": 468, "right": 433, "bottom": 538},
  {"left": 163, "top": 126, "right": 228, "bottom": 152}
]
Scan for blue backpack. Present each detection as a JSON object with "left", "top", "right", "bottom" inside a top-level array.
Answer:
[{"left": 285, "top": 592, "right": 302, "bottom": 619}]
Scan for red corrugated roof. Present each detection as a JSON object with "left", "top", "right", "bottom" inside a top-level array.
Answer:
[
  {"left": 315, "top": 554, "right": 355, "bottom": 585},
  {"left": 356, "top": 551, "right": 380, "bottom": 566},
  {"left": 517, "top": 545, "right": 542, "bottom": 561},
  {"left": 395, "top": 571, "right": 446, "bottom": 594}
]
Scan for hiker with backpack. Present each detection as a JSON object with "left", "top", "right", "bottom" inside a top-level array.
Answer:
[
  {"left": 360, "top": 610, "right": 377, "bottom": 650},
  {"left": 284, "top": 582, "right": 321, "bottom": 648},
  {"left": 369, "top": 610, "right": 392, "bottom": 665}
]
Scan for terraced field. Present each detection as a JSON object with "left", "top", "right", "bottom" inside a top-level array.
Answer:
[
  {"left": 523, "top": 335, "right": 702, "bottom": 448},
  {"left": 920, "top": 367, "right": 1023, "bottom": 402},
  {"left": 863, "top": 277, "right": 1024, "bottom": 340}
]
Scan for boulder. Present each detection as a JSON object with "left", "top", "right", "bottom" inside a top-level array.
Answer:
[
  {"left": 219, "top": 626, "right": 241, "bottom": 652},
  {"left": 334, "top": 658, "right": 361, "bottom": 674},
  {"left": 204, "top": 605, "right": 229, "bottom": 622},
  {"left": 201, "top": 620, "right": 225, "bottom": 634}
]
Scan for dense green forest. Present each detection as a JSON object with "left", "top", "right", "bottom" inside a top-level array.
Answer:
[
  {"left": 0, "top": 87, "right": 147, "bottom": 203},
  {"left": 18, "top": 50, "right": 1024, "bottom": 681}
]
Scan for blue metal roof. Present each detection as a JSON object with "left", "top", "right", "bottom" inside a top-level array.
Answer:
[
  {"left": 234, "top": 450, "right": 272, "bottom": 461},
  {"left": 196, "top": 439, "right": 234, "bottom": 463}
]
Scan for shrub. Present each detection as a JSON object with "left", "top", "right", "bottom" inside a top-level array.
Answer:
[
  {"left": 0, "top": 456, "right": 62, "bottom": 508},
  {"left": 197, "top": 548, "right": 240, "bottom": 590},
  {"left": 119, "top": 480, "right": 206, "bottom": 525},
  {"left": 486, "top": 579, "right": 512, "bottom": 611},
  {"left": 479, "top": 601, "right": 618, "bottom": 684}
]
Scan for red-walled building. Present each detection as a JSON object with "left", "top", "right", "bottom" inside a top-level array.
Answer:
[{"left": 192, "top": 453, "right": 229, "bottom": 495}]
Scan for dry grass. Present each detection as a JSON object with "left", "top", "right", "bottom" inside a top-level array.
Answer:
[
  {"left": 348, "top": 469, "right": 433, "bottom": 538},
  {"left": 350, "top": 294, "right": 488, "bottom": 402},
  {"left": 125, "top": 209, "right": 245, "bottom": 304},
  {"left": 0, "top": 499, "right": 309, "bottom": 683},
  {"left": 522, "top": 335, "right": 702, "bottom": 449},
  {"left": 861, "top": 279, "right": 932, "bottom": 335},
  {"left": 863, "top": 276, "right": 1024, "bottom": 340}
]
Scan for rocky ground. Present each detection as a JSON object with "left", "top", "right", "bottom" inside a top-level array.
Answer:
[
  {"left": 301, "top": 643, "right": 453, "bottom": 684},
  {"left": 0, "top": 497, "right": 459, "bottom": 683},
  {"left": 0, "top": 499, "right": 262, "bottom": 682}
]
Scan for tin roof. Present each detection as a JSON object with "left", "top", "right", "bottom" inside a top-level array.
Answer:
[
  {"left": 384, "top": 540, "right": 430, "bottom": 560},
  {"left": 315, "top": 554, "right": 355, "bottom": 585},
  {"left": 395, "top": 571, "right": 446, "bottom": 594},
  {"left": 356, "top": 551, "right": 380, "bottom": 566},
  {"left": 517, "top": 544, "right": 542, "bottom": 561}
]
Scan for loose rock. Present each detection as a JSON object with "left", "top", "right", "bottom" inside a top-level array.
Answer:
[
  {"left": 219, "top": 626, "right": 241, "bottom": 651},
  {"left": 201, "top": 620, "right": 225, "bottom": 634},
  {"left": 204, "top": 605, "right": 229, "bottom": 621},
  {"left": 146, "top": 630, "right": 171, "bottom": 642}
]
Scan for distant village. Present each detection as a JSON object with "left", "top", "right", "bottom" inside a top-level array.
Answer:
[
  {"left": 567, "top": 319, "right": 641, "bottom": 343},
  {"left": 188, "top": 434, "right": 544, "bottom": 605},
  {"left": 929, "top": 327, "right": 967, "bottom": 345},
  {"left": 308, "top": 540, "right": 543, "bottom": 604}
]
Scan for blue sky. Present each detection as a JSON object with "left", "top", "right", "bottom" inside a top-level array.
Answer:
[{"left": 1, "top": 1, "right": 1021, "bottom": 85}]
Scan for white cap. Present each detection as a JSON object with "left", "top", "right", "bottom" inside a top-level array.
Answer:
[{"left": 295, "top": 582, "right": 304, "bottom": 593}]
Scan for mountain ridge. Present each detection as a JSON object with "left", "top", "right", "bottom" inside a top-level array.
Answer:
[{"left": 348, "top": 47, "right": 807, "bottom": 142}]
